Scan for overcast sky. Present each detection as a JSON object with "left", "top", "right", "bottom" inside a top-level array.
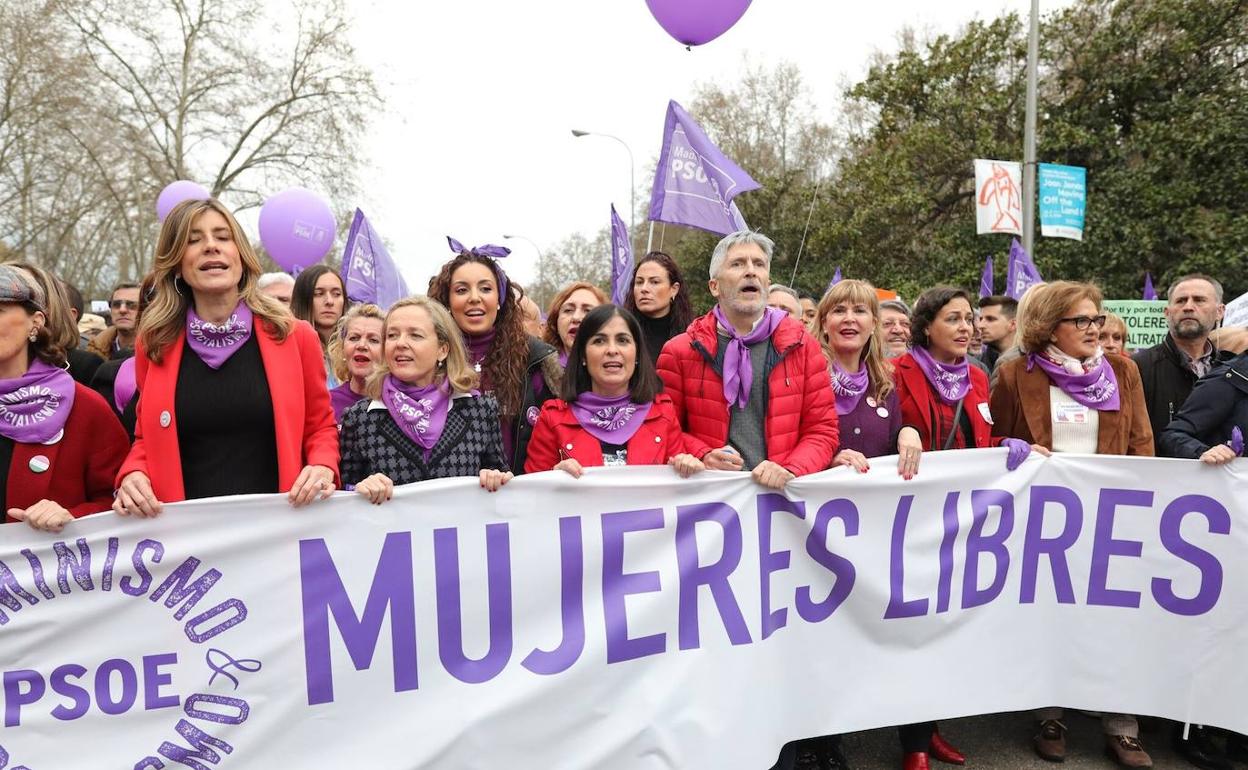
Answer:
[{"left": 343, "top": 0, "right": 1063, "bottom": 293}]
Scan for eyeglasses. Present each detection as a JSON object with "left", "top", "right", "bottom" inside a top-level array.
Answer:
[
  {"left": 1058, "top": 314, "right": 1107, "bottom": 330},
  {"left": 110, "top": 299, "right": 138, "bottom": 309}
]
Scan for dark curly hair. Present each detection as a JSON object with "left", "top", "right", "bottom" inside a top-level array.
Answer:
[
  {"left": 427, "top": 253, "right": 529, "bottom": 418},
  {"left": 910, "top": 285, "right": 973, "bottom": 350},
  {"left": 624, "top": 251, "right": 692, "bottom": 332}
]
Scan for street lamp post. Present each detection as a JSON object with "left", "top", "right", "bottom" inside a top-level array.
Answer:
[{"left": 570, "top": 129, "right": 636, "bottom": 246}]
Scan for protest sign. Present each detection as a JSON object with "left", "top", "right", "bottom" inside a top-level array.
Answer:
[
  {"left": 975, "top": 159, "right": 1023, "bottom": 236},
  {"left": 1104, "top": 299, "right": 1168, "bottom": 349},
  {"left": 1038, "top": 163, "right": 1087, "bottom": 240},
  {"left": 1223, "top": 291, "right": 1248, "bottom": 328},
  {"left": 0, "top": 453, "right": 1243, "bottom": 768}
]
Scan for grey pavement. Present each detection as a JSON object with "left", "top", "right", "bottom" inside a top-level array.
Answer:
[{"left": 789, "top": 711, "right": 1228, "bottom": 769}]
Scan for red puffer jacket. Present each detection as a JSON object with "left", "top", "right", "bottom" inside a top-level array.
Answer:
[
  {"left": 656, "top": 310, "right": 838, "bottom": 476},
  {"left": 524, "top": 393, "right": 688, "bottom": 472}
]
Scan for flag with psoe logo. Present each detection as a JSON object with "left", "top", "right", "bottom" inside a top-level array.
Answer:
[
  {"left": 609, "top": 205, "right": 633, "bottom": 306},
  {"left": 341, "top": 208, "right": 409, "bottom": 309}
]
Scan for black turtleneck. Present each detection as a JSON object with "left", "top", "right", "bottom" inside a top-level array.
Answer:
[{"left": 637, "top": 312, "right": 677, "bottom": 364}]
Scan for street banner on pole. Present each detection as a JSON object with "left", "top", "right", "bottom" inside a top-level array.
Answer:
[
  {"left": 648, "top": 100, "right": 760, "bottom": 235},
  {"left": 1038, "top": 163, "right": 1087, "bottom": 240},
  {"left": 974, "top": 159, "right": 1023, "bottom": 235}
]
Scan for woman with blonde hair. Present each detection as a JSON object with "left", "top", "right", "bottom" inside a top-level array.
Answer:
[
  {"left": 340, "top": 296, "right": 511, "bottom": 502},
  {"left": 544, "top": 281, "right": 607, "bottom": 365},
  {"left": 989, "top": 280, "right": 1152, "bottom": 766},
  {"left": 326, "top": 303, "right": 385, "bottom": 421},
  {"left": 113, "top": 198, "right": 338, "bottom": 514},
  {"left": 1098, "top": 312, "right": 1129, "bottom": 357}
]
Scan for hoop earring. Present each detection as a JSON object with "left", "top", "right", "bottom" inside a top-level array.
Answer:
[{"left": 174, "top": 276, "right": 184, "bottom": 297}]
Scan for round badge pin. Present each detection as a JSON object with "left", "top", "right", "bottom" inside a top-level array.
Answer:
[
  {"left": 866, "top": 397, "right": 877, "bottom": 408},
  {"left": 41, "top": 428, "right": 64, "bottom": 445},
  {"left": 877, "top": 407, "right": 890, "bottom": 419},
  {"left": 29, "top": 455, "right": 50, "bottom": 474},
  {"left": 159, "top": 410, "right": 172, "bottom": 428}
]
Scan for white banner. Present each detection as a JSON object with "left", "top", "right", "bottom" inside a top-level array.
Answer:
[
  {"left": 0, "top": 451, "right": 1245, "bottom": 769},
  {"left": 975, "top": 158, "right": 1024, "bottom": 235},
  {"left": 1224, "top": 290, "right": 1248, "bottom": 328}
]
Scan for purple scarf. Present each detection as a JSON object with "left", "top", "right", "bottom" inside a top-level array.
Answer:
[
  {"left": 570, "top": 392, "right": 652, "bottom": 445},
  {"left": 114, "top": 357, "right": 137, "bottom": 413},
  {"left": 330, "top": 382, "right": 366, "bottom": 421},
  {"left": 829, "top": 361, "right": 870, "bottom": 416},
  {"left": 909, "top": 345, "right": 970, "bottom": 405},
  {"left": 186, "top": 301, "right": 253, "bottom": 369},
  {"left": 0, "top": 360, "right": 76, "bottom": 443},
  {"left": 713, "top": 305, "right": 785, "bottom": 409},
  {"left": 382, "top": 375, "right": 452, "bottom": 449},
  {"left": 1027, "top": 350, "right": 1121, "bottom": 411}
]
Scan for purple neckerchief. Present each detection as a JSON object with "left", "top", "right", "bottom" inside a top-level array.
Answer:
[
  {"left": 382, "top": 375, "right": 452, "bottom": 450},
  {"left": 829, "top": 360, "right": 870, "bottom": 416},
  {"left": 448, "top": 236, "right": 511, "bottom": 299},
  {"left": 570, "top": 391, "right": 652, "bottom": 445},
  {"left": 712, "top": 305, "right": 785, "bottom": 408},
  {"left": 1026, "top": 351, "right": 1121, "bottom": 411},
  {"left": 558, "top": 350, "right": 569, "bottom": 369},
  {"left": 0, "top": 359, "right": 76, "bottom": 443},
  {"left": 909, "top": 345, "right": 970, "bottom": 405},
  {"left": 114, "top": 357, "right": 137, "bottom": 413},
  {"left": 330, "top": 382, "right": 366, "bottom": 421},
  {"left": 186, "top": 301, "right": 253, "bottom": 369}
]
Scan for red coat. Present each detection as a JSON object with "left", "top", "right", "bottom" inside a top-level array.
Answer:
[
  {"left": 656, "top": 310, "right": 838, "bottom": 476},
  {"left": 525, "top": 394, "right": 688, "bottom": 472},
  {"left": 894, "top": 352, "right": 1003, "bottom": 450},
  {"left": 5, "top": 384, "right": 128, "bottom": 521},
  {"left": 118, "top": 320, "right": 339, "bottom": 502}
]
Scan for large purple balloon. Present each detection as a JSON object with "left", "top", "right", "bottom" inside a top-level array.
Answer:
[
  {"left": 258, "top": 187, "right": 336, "bottom": 273},
  {"left": 645, "top": 0, "right": 752, "bottom": 47},
  {"left": 156, "top": 180, "right": 210, "bottom": 222}
]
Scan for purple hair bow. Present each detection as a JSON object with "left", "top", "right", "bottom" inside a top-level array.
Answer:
[{"left": 447, "top": 236, "right": 512, "bottom": 299}]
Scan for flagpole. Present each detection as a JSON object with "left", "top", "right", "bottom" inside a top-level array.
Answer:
[
  {"left": 789, "top": 175, "right": 823, "bottom": 288},
  {"left": 1022, "top": 0, "right": 1039, "bottom": 256},
  {"left": 647, "top": 222, "right": 655, "bottom": 253}
]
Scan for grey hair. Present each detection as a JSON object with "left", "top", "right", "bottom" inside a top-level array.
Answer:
[
  {"left": 1167, "top": 273, "right": 1224, "bottom": 303},
  {"left": 709, "top": 230, "right": 774, "bottom": 279},
  {"left": 767, "top": 283, "right": 799, "bottom": 300},
  {"left": 880, "top": 299, "right": 911, "bottom": 316},
  {"left": 258, "top": 271, "right": 296, "bottom": 289}
]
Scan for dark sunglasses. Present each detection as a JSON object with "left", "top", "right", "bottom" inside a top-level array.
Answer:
[
  {"left": 1058, "top": 314, "right": 1107, "bottom": 330},
  {"left": 110, "top": 299, "right": 139, "bottom": 309}
]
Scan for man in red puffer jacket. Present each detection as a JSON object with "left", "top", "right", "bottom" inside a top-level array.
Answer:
[{"left": 657, "top": 230, "right": 838, "bottom": 489}]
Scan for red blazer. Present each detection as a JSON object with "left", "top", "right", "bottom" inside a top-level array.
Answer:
[
  {"left": 118, "top": 319, "right": 339, "bottom": 502},
  {"left": 656, "top": 310, "right": 839, "bottom": 476},
  {"left": 5, "top": 384, "right": 128, "bottom": 521},
  {"left": 894, "top": 351, "right": 1003, "bottom": 451},
  {"left": 524, "top": 394, "right": 689, "bottom": 472}
]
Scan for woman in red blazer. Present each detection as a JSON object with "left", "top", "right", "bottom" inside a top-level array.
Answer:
[
  {"left": 113, "top": 199, "right": 339, "bottom": 516},
  {"left": 525, "top": 305, "right": 703, "bottom": 478},
  {"left": 0, "top": 264, "right": 128, "bottom": 532}
]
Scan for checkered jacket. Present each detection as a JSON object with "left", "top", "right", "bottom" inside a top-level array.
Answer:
[{"left": 339, "top": 394, "right": 509, "bottom": 486}]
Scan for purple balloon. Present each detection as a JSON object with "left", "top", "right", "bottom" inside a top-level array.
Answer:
[
  {"left": 258, "top": 187, "right": 336, "bottom": 273},
  {"left": 645, "top": 0, "right": 752, "bottom": 47},
  {"left": 156, "top": 180, "right": 210, "bottom": 222}
]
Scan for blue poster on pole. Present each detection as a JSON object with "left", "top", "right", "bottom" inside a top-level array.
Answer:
[{"left": 1038, "top": 163, "right": 1086, "bottom": 240}]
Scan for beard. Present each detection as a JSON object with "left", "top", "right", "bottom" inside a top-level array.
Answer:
[{"left": 1172, "top": 317, "right": 1212, "bottom": 340}]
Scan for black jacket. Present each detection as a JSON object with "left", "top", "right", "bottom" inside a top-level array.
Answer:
[
  {"left": 339, "top": 394, "right": 508, "bottom": 486},
  {"left": 1158, "top": 353, "right": 1248, "bottom": 458},
  {"left": 1131, "top": 334, "right": 1229, "bottom": 453},
  {"left": 510, "top": 336, "right": 561, "bottom": 475}
]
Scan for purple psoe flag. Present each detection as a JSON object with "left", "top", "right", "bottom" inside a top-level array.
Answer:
[
  {"left": 826, "top": 266, "right": 843, "bottom": 293},
  {"left": 1005, "top": 238, "right": 1043, "bottom": 299},
  {"left": 980, "top": 256, "right": 994, "bottom": 298},
  {"left": 340, "top": 208, "right": 409, "bottom": 309},
  {"left": 648, "top": 100, "right": 760, "bottom": 235},
  {"left": 609, "top": 204, "right": 634, "bottom": 306},
  {"left": 1143, "top": 272, "right": 1158, "bottom": 301}
]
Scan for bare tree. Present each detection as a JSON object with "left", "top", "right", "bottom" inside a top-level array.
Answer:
[
  {"left": 524, "top": 230, "right": 612, "bottom": 312},
  {"left": 0, "top": 0, "right": 378, "bottom": 293}
]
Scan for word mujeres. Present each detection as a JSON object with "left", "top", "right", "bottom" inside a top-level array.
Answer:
[{"left": 300, "top": 484, "right": 1229, "bottom": 705}]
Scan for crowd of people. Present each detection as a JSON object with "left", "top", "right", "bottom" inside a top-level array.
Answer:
[{"left": 8, "top": 197, "right": 1244, "bottom": 770}]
